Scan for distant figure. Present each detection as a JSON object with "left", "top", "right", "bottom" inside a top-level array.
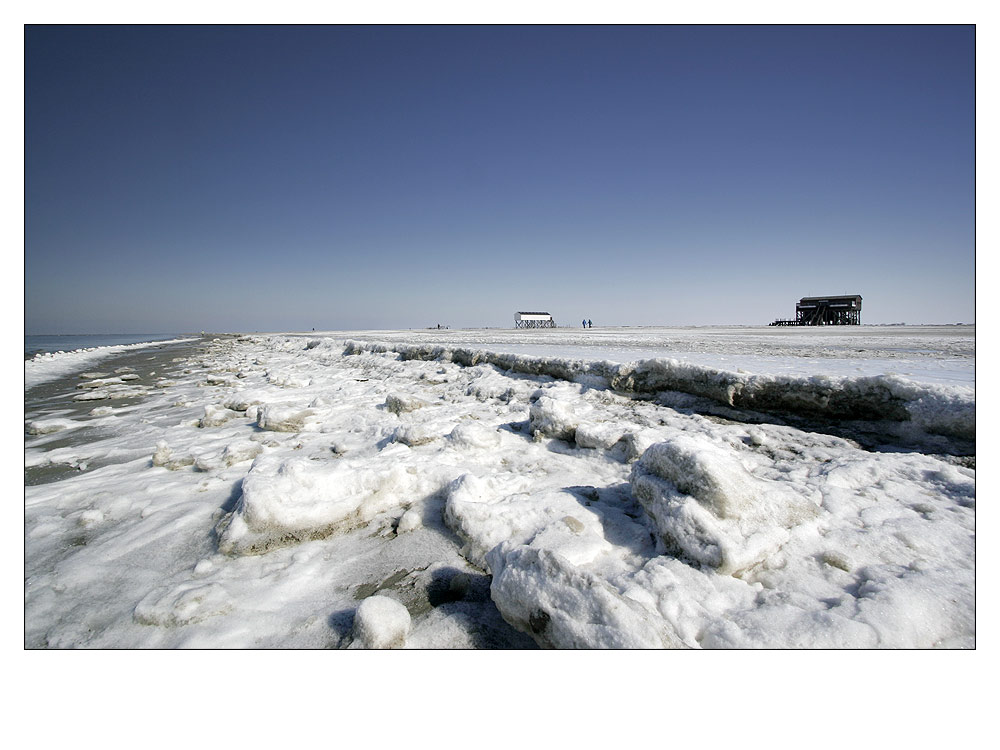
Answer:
[
  {"left": 588, "top": 319, "right": 593, "bottom": 328},
  {"left": 582, "top": 319, "right": 586, "bottom": 328}
]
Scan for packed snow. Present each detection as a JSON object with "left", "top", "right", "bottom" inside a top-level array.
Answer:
[{"left": 24, "top": 327, "right": 975, "bottom": 648}]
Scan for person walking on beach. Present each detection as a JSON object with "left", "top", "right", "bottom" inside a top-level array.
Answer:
[
  {"left": 582, "top": 319, "right": 587, "bottom": 328},
  {"left": 588, "top": 319, "right": 593, "bottom": 328}
]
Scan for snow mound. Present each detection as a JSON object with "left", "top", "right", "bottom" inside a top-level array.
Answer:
[
  {"left": 630, "top": 436, "right": 819, "bottom": 574},
  {"left": 215, "top": 453, "right": 421, "bottom": 555},
  {"left": 487, "top": 544, "right": 680, "bottom": 649},
  {"left": 352, "top": 595, "right": 410, "bottom": 649}
]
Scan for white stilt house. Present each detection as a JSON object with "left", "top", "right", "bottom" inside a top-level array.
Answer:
[{"left": 514, "top": 311, "right": 556, "bottom": 329}]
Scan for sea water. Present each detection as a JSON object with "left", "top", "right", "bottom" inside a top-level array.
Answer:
[{"left": 25, "top": 333, "right": 185, "bottom": 357}]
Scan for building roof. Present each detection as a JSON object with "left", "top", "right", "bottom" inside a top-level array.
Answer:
[{"left": 799, "top": 295, "right": 863, "bottom": 302}]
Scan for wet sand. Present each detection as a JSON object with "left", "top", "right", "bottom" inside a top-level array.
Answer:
[{"left": 24, "top": 335, "right": 234, "bottom": 485}]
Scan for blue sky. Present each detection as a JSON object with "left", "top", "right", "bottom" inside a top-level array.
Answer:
[{"left": 25, "top": 25, "right": 974, "bottom": 332}]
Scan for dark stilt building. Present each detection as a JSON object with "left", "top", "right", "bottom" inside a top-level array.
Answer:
[{"left": 771, "top": 295, "right": 863, "bottom": 326}]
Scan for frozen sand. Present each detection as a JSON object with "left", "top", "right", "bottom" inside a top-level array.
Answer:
[{"left": 24, "top": 328, "right": 974, "bottom": 648}]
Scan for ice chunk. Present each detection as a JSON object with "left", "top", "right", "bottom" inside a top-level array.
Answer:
[
  {"left": 447, "top": 422, "right": 501, "bottom": 450},
  {"left": 352, "top": 595, "right": 410, "bottom": 649},
  {"left": 199, "top": 404, "right": 238, "bottom": 428},
  {"left": 76, "top": 377, "right": 124, "bottom": 389},
  {"left": 487, "top": 544, "right": 680, "bottom": 648},
  {"left": 223, "top": 391, "right": 267, "bottom": 412},
  {"left": 216, "top": 454, "right": 417, "bottom": 555},
  {"left": 574, "top": 421, "right": 625, "bottom": 450},
  {"left": 107, "top": 388, "right": 148, "bottom": 400},
  {"left": 635, "top": 436, "right": 760, "bottom": 519},
  {"left": 151, "top": 441, "right": 195, "bottom": 471},
  {"left": 631, "top": 436, "right": 819, "bottom": 575},
  {"left": 529, "top": 394, "right": 580, "bottom": 441},
  {"left": 443, "top": 474, "right": 611, "bottom": 570},
  {"left": 151, "top": 441, "right": 172, "bottom": 467},
  {"left": 256, "top": 404, "right": 315, "bottom": 432},
  {"left": 26, "top": 418, "right": 79, "bottom": 435},
  {"left": 397, "top": 508, "right": 423, "bottom": 533},
  {"left": 385, "top": 393, "right": 428, "bottom": 414},
  {"left": 394, "top": 424, "right": 437, "bottom": 447},
  {"left": 73, "top": 390, "right": 110, "bottom": 401},
  {"left": 618, "top": 429, "right": 663, "bottom": 462},
  {"left": 267, "top": 371, "right": 312, "bottom": 388},
  {"left": 222, "top": 440, "right": 264, "bottom": 466}
]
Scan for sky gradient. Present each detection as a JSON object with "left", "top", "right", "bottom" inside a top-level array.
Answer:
[{"left": 25, "top": 25, "right": 975, "bottom": 333}]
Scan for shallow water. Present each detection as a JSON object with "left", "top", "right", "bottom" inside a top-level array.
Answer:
[
  {"left": 24, "top": 337, "right": 220, "bottom": 485},
  {"left": 25, "top": 333, "right": 188, "bottom": 357}
]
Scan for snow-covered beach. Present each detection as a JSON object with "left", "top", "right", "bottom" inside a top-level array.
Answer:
[{"left": 24, "top": 326, "right": 975, "bottom": 648}]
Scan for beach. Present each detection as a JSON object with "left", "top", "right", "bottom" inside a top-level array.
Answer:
[{"left": 24, "top": 327, "right": 975, "bottom": 648}]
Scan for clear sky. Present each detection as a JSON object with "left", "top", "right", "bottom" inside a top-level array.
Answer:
[{"left": 25, "top": 24, "right": 974, "bottom": 333}]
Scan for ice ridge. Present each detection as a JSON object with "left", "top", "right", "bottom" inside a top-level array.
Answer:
[{"left": 342, "top": 340, "right": 973, "bottom": 441}]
